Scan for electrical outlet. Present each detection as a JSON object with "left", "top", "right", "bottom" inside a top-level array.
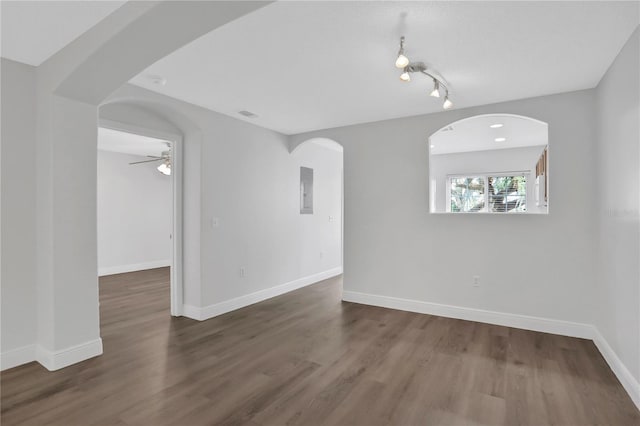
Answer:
[
  {"left": 473, "top": 275, "right": 480, "bottom": 287},
  {"left": 239, "top": 267, "right": 246, "bottom": 278}
]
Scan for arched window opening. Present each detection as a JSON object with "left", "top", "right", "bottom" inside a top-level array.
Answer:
[{"left": 428, "top": 114, "right": 549, "bottom": 214}]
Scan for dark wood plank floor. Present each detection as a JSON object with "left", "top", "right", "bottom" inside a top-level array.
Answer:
[{"left": 1, "top": 267, "right": 638, "bottom": 425}]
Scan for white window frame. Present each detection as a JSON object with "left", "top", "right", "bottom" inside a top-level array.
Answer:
[{"left": 447, "top": 171, "right": 530, "bottom": 214}]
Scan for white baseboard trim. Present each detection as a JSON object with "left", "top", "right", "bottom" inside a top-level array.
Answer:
[
  {"left": 592, "top": 328, "right": 640, "bottom": 410},
  {"left": 182, "top": 303, "right": 202, "bottom": 320},
  {"left": 36, "top": 338, "right": 103, "bottom": 371},
  {"left": 99, "top": 260, "right": 170, "bottom": 277},
  {"left": 342, "top": 290, "right": 640, "bottom": 411},
  {"left": 0, "top": 344, "right": 37, "bottom": 370},
  {"left": 342, "top": 290, "right": 593, "bottom": 339},
  {"left": 183, "top": 267, "right": 343, "bottom": 321},
  {"left": 1, "top": 338, "right": 103, "bottom": 372}
]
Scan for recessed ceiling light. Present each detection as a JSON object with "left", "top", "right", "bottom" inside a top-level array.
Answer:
[
  {"left": 430, "top": 145, "right": 435, "bottom": 148},
  {"left": 148, "top": 74, "right": 167, "bottom": 86},
  {"left": 490, "top": 123, "right": 503, "bottom": 128},
  {"left": 495, "top": 137, "right": 506, "bottom": 142}
]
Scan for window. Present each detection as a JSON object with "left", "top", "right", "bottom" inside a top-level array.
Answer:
[
  {"left": 448, "top": 173, "right": 527, "bottom": 213},
  {"left": 450, "top": 177, "right": 486, "bottom": 212}
]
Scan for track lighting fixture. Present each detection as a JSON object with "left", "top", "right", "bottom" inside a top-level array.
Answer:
[
  {"left": 395, "top": 36, "right": 409, "bottom": 68},
  {"left": 394, "top": 36, "right": 453, "bottom": 110},
  {"left": 429, "top": 79, "right": 441, "bottom": 98}
]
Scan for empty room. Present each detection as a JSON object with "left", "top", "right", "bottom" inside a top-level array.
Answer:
[{"left": 0, "top": 1, "right": 638, "bottom": 425}]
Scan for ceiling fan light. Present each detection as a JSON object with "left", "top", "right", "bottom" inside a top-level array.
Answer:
[
  {"left": 157, "top": 162, "right": 171, "bottom": 176},
  {"left": 430, "top": 80, "right": 441, "bottom": 98},
  {"left": 399, "top": 71, "right": 411, "bottom": 82}
]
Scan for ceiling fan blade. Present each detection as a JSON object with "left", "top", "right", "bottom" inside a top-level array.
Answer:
[{"left": 129, "top": 158, "right": 163, "bottom": 165}]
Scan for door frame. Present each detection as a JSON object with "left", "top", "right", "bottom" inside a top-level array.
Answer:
[{"left": 99, "top": 118, "right": 184, "bottom": 316}]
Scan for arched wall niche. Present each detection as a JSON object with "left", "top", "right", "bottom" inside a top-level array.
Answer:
[{"left": 427, "top": 113, "right": 549, "bottom": 214}]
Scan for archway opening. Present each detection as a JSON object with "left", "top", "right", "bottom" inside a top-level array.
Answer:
[
  {"left": 292, "top": 138, "right": 344, "bottom": 288},
  {"left": 428, "top": 114, "right": 549, "bottom": 214}
]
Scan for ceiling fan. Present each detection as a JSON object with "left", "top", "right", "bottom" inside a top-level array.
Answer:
[{"left": 129, "top": 149, "right": 172, "bottom": 175}]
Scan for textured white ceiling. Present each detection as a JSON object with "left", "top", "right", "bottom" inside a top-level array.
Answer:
[
  {"left": 430, "top": 114, "right": 547, "bottom": 155},
  {"left": 1, "top": 1, "right": 126, "bottom": 66},
  {"left": 130, "top": 1, "right": 639, "bottom": 135},
  {"left": 98, "top": 127, "right": 170, "bottom": 158}
]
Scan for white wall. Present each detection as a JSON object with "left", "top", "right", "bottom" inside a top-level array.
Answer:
[
  {"left": 201, "top": 128, "right": 343, "bottom": 307},
  {"left": 97, "top": 150, "right": 171, "bottom": 275},
  {"left": 595, "top": 27, "right": 639, "bottom": 388},
  {"left": 291, "top": 89, "right": 598, "bottom": 326},
  {"left": 102, "top": 84, "right": 343, "bottom": 313},
  {"left": 1, "top": 59, "right": 38, "bottom": 365},
  {"left": 430, "top": 146, "right": 546, "bottom": 213}
]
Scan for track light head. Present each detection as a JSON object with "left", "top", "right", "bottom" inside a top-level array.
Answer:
[
  {"left": 395, "top": 36, "right": 409, "bottom": 68},
  {"left": 430, "top": 79, "right": 441, "bottom": 98},
  {"left": 157, "top": 162, "right": 171, "bottom": 176},
  {"left": 395, "top": 54, "right": 409, "bottom": 69},
  {"left": 443, "top": 94, "right": 453, "bottom": 110},
  {"left": 400, "top": 70, "right": 411, "bottom": 82}
]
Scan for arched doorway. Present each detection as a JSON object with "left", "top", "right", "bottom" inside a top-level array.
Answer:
[{"left": 291, "top": 138, "right": 344, "bottom": 285}]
